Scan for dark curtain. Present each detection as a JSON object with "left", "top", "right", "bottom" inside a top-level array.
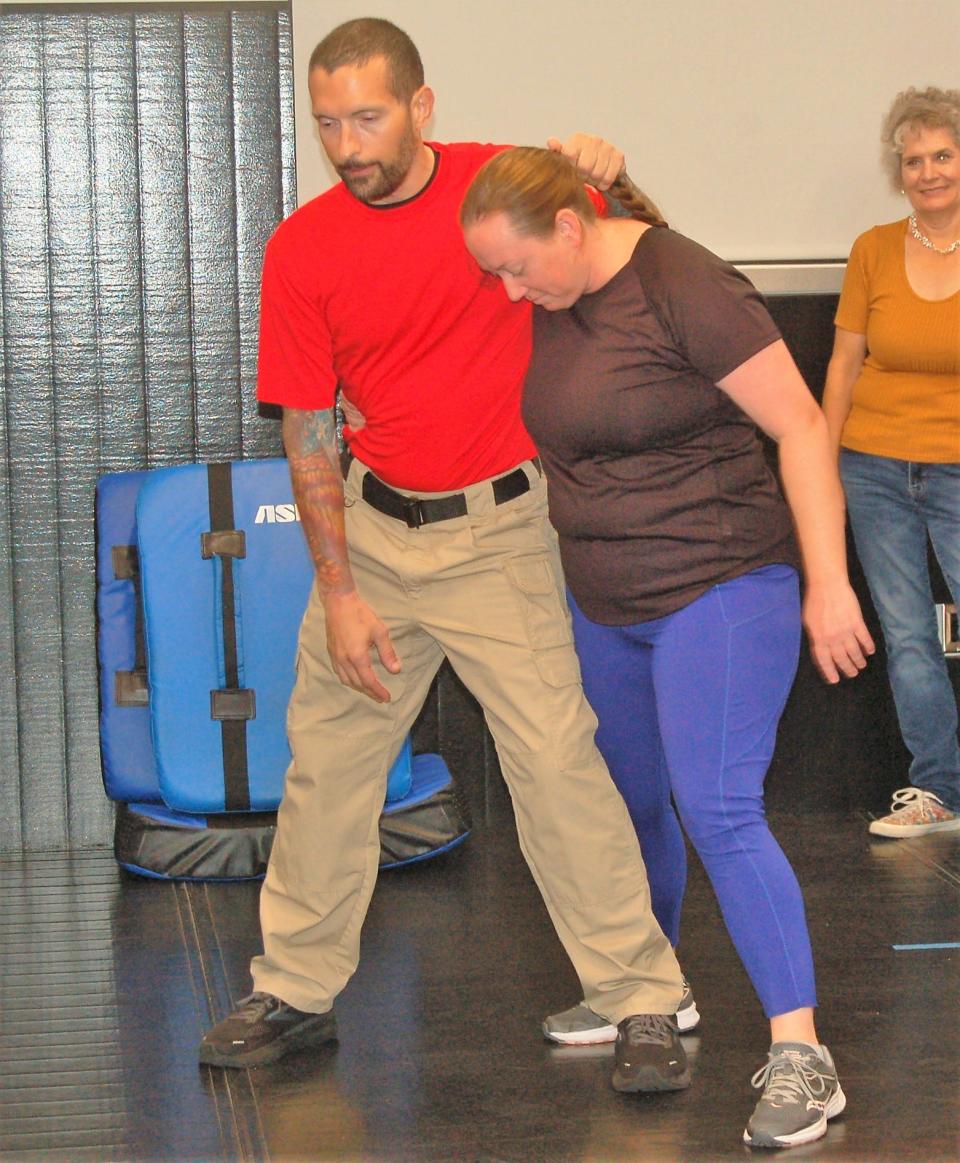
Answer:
[{"left": 0, "top": 2, "right": 295, "bottom": 851}]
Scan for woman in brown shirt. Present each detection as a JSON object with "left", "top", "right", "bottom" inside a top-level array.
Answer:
[{"left": 462, "top": 146, "right": 873, "bottom": 1150}]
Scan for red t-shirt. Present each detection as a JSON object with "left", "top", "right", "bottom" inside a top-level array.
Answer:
[{"left": 256, "top": 142, "right": 537, "bottom": 490}]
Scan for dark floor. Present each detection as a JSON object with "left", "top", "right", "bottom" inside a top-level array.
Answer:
[{"left": 2, "top": 780, "right": 958, "bottom": 1163}]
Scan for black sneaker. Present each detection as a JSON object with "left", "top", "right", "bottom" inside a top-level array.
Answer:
[
  {"left": 199, "top": 991, "right": 338, "bottom": 1068},
  {"left": 611, "top": 1014, "right": 691, "bottom": 1093}
]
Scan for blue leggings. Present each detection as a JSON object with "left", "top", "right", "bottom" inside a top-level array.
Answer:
[{"left": 570, "top": 564, "right": 816, "bottom": 1018}]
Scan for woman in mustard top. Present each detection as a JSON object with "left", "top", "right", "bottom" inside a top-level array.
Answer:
[{"left": 823, "top": 86, "right": 960, "bottom": 837}]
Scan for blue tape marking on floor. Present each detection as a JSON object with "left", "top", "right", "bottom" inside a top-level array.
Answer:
[{"left": 892, "top": 942, "right": 960, "bottom": 951}]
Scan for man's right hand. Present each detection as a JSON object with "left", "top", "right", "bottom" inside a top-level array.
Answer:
[{"left": 324, "top": 590, "right": 401, "bottom": 703}]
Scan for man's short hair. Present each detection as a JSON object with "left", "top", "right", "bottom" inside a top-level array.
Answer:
[{"left": 308, "top": 18, "right": 424, "bottom": 103}]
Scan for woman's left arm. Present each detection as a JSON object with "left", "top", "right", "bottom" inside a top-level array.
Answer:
[{"left": 717, "top": 339, "right": 875, "bottom": 683}]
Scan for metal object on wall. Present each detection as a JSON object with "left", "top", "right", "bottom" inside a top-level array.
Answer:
[
  {"left": 0, "top": 3, "right": 295, "bottom": 851},
  {"left": 736, "top": 262, "right": 846, "bottom": 296},
  {"left": 937, "top": 604, "right": 960, "bottom": 658}
]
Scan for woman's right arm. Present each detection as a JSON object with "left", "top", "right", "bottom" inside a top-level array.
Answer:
[{"left": 821, "top": 327, "right": 867, "bottom": 456}]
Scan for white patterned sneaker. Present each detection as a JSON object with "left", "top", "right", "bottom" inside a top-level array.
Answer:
[
  {"left": 868, "top": 787, "right": 960, "bottom": 837},
  {"left": 743, "top": 1041, "right": 846, "bottom": 1148}
]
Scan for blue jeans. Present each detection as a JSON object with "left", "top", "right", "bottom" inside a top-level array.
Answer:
[
  {"left": 840, "top": 450, "right": 960, "bottom": 811},
  {"left": 570, "top": 566, "right": 816, "bottom": 1019}
]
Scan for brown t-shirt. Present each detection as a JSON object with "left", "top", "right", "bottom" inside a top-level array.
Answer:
[{"left": 523, "top": 227, "right": 798, "bottom": 625}]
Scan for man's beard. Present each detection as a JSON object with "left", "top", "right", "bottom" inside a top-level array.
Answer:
[{"left": 336, "top": 128, "right": 420, "bottom": 205}]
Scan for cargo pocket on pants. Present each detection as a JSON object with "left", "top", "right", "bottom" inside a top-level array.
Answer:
[{"left": 504, "top": 557, "right": 581, "bottom": 688}]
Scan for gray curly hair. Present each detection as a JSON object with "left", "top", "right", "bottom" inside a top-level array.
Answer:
[{"left": 880, "top": 86, "right": 960, "bottom": 191}]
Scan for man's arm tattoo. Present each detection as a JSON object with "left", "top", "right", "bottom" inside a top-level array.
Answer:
[{"left": 283, "top": 407, "right": 353, "bottom": 596}]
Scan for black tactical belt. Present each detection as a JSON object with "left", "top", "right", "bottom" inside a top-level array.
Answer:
[{"left": 361, "top": 465, "right": 531, "bottom": 529}]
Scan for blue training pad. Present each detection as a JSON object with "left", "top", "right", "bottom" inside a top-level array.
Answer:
[
  {"left": 96, "top": 470, "right": 161, "bottom": 803},
  {"left": 99, "top": 458, "right": 413, "bottom": 814},
  {"left": 137, "top": 460, "right": 303, "bottom": 811}
]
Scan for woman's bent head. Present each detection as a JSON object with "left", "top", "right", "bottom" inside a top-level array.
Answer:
[
  {"left": 461, "top": 147, "right": 598, "bottom": 239},
  {"left": 460, "top": 148, "right": 597, "bottom": 309}
]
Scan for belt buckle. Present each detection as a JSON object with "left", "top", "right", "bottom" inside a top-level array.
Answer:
[{"left": 402, "top": 496, "right": 425, "bottom": 529}]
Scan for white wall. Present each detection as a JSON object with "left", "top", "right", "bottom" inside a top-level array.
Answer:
[{"left": 291, "top": 0, "right": 958, "bottom": 268}]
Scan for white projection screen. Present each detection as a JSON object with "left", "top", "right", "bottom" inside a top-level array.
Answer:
[{"left": 292, "top": 0, "right": 959, "bottom": 290}]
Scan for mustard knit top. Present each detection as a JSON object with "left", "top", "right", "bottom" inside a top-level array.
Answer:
[{"left": 834, "top": 219, "right": 960, "bottom": 462}]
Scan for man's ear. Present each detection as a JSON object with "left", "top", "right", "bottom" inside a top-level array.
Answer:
[{"left": 410, "top": 85, "right": 435, "bottom": 130}]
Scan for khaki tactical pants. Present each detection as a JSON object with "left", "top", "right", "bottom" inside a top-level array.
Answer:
[{"left": 251, "top": 458, "right": 681, "bottom": 1023}]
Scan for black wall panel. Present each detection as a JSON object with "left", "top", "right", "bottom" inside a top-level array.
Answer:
[
  {"left": 0, "top": 3, "right": 294, "bottom": 851},
  {"left": 765, "top": 295, "right": 960, "bottom": 812}
]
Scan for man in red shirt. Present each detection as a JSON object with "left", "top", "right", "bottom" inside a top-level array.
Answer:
[{"left": 199, "top": 17, "right": 689, "bottom": 1095}]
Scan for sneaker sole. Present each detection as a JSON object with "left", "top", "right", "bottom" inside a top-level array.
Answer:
[
  {"left": 543, "top": 999, "right": 701, "bottom": 1046},
  {"left": 743, "top": 1083, "right": 846, "bottom": 1148},
  {"left": 612, "top": 1064, "right": 692, "bottom": 1093},
  {"left": 199, "top": 1011, "right": 338, "bottom": 1068},
  {"left": 869, "top": 817, "right": 960, "bottom": 837},
  {"left": 543, "top": 1021, "right": 616, "bottom": 1046},
  {"left": 676, "top": 1000, "right": 700, "bottom": 1034}
]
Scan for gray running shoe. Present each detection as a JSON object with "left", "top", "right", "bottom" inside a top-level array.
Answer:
[
  {"left": 542, "top": 978, "right": 700, "bottom": 1045},
  {"left": 743, "top": 1042, "right": 846, "bottom": 1148},
  {"left": 199, "top": 991, "right": 338, "bottom": 1068},
  {"left": 611, "top": 1014, "right": 691, "bottom": 1092}
]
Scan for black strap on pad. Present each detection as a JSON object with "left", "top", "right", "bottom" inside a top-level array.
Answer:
[
  {"left": 204, "top": 462, "right": 254, "bottom": 811},
  {"left": 112, "top": 544, "right": 149, "bottom": 707}
]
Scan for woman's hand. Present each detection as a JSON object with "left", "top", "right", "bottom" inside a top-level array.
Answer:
[
  {"left": 339, "top": 392, "right": 366, "bottom": 431},
  {"left": 801, "top": 579, "right": 875, "bottom": 683}
]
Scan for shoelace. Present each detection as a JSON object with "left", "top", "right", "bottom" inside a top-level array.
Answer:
[
  {"left": 233, "top": 991, "right": 281, "bottom": 1022},
  {"left": 619, "top": 1014, "right": 676, "bottom": 1045},
  {"left": 750, "top": 1050, "right": 829, "bottom": 1108},
  {"left": 888, "top": 787, "right": 945, "bottom": 819}
]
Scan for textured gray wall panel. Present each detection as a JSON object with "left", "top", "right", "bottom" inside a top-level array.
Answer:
[{"left": 0, "top": 4, "right": 294, "bottom": 852}]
